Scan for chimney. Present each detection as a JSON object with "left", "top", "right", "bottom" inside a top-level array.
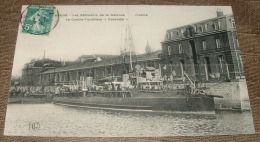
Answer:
[{"left": 216, "top": 9, "right": 224, "bottom": 17}]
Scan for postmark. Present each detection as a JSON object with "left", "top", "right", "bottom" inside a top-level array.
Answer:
[{"left": 20, "top": 5, "right": 59, "bottom": 35}]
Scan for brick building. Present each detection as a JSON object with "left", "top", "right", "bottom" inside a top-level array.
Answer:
[
  {"left": 21, "top": 59, "right": 62, "bottom": 85},
  {"left": 161, "top": 10, "right": 243, "bottom": 82}
]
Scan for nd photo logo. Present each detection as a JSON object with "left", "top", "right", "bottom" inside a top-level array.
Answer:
[
  {"left": 29, "top": 121, "right": 40, "bottom": 130},
  {"left": 21, "top": 5, "right": 59, "bottom": 35}
]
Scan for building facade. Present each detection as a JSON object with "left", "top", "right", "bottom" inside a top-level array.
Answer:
[
  {"left": 21, "top": 11, "right": 244, "bottom": 86},
  {"left": 161, "top": 10, "right": 243, "bottom": 82},
  {"left": 37, "top": 51, "right": 162, "bottom": 86},
  {"left": 21, "top": 59, "right": 62, "bottom": 85}
]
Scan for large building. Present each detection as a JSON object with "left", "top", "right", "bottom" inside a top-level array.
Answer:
[
  {"left": 37, "top": 51, "right": 162, "bottom": 86},
  {"left": 21, "top": 59, "right": 62, "bottom": 85},
  {"left": 21, "top": 10, "right": 244, "bottom": 86},
  {"left": 161, "top": 10, "right": 243, "bottom": 81}
]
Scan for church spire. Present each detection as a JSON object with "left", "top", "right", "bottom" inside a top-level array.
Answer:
[{"left": 145, "top": 40, "right": 152, "bottom": 54}]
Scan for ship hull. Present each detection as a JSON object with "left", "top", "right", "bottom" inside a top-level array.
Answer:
[
  {"left": 8, "top": 96, "right": 48, "bottom": 104},
  {"left": 53, "top": 95, "right": 216, "bottom": 114}
]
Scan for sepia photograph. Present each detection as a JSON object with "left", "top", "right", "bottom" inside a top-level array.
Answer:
[{"left": 4, "top": 5, "right": 255, "bottom": 137}]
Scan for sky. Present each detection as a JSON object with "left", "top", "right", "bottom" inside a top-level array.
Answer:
[{"left": 12, "top": 5, "right": 233, "bottom": 76}]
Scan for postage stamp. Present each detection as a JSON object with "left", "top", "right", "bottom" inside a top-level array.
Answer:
[{"left": 21, "top": 5, "right": 59, "bottom": 35}]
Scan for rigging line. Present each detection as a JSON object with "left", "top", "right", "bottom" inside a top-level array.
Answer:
[
  {"left": 126, "top": 6, "right": 133, "bottom": 71},
  {"left": 127, "top": 5, "right": 130, "bottom": 26}
]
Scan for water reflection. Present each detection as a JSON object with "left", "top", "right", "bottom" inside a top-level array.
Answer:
[{"left": 4, "top": 104, "right": 255, "bottom": 137}]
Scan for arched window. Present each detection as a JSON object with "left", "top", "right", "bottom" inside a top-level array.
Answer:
[
  {"left": 218, "top": 21, "right": 221, "bottom": 29},
  {"left": 170, "top": 31, "right": 174, "bottom": 39},
  {"left": 200, "top": 25, "right": 204, "bottom": 32},
  {"left": 202, "top": 40, "right": 207, "bottom": 50},
  {"left": 215, "top": 38, "right": 221, "bottom": 48},
  {"left": 204, "top": 24, "right": 208, "bottom": 32},
  {"left": 178, "top": 43, "right": 182, "bottom": 54},
  {"left": 218, "top": 55, "right": 225, "bottom": 73},
  {"left": 168, "top": 45, "right": 171, "bottom": 55},
  {"left": 231, "top": 19, "right": 236, "bottom": 28}
]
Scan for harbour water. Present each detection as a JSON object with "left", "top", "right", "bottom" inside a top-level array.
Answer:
[{"left": 4, "top": 104, "right": 255, "bottom": 137}]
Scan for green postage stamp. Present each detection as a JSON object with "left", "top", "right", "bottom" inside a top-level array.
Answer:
[{"left": 21, "top": 5, "right": 58, "bottom": 35}]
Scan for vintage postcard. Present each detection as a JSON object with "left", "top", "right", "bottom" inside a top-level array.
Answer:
[{"left": 4, "top": 5, "right": 255, "bottom": 137}]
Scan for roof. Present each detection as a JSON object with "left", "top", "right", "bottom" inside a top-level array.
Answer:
[
  {"left": 78, "top": 54, "right": 118, "bottom": 60},
  {"left": 39, "top": 51, "right": 161, "bottom": 74},
  {"left": 77, "top": 54, "right": 120, "bottom": 63},
  {"left": 166, "top": 14, "right": 233, "bottom": 32},
  {"left": 24, "top": 58, "right": 62, "bottom": 68}
]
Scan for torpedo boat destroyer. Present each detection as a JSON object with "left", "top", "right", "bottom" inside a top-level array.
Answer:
[{"left": 53, "top": 71, "right": 222, "bottom": 114}]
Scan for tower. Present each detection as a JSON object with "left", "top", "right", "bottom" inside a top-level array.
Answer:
[{"left": 145, "top": 40, "right": 152, "bottom": 54}]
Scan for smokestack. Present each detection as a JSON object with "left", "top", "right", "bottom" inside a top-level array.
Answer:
[{"left": 216, "top": 9, "right": 224, "bottom": 17}]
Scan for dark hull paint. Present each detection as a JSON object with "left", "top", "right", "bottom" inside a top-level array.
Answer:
[
  {"left": 53, "top": 95, "right": 216, "bottom": 113},
  {"left": 8, "top": 96, "right": 51, "bottom": 104}
]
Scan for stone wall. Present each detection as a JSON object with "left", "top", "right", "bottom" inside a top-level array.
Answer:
[{"left": 198, "top": 79, "right": 251, "bottom": 111}]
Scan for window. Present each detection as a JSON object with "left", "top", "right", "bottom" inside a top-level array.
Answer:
[
  {"left": 214, "top": 21, "right": 221, "bottom": 30},
  {"left": 194, "top": 26, "right": 197, "bottom": 32},
  {"left": 204, "top": 57, "right": 212, "bottom": 74},
  {"left": 202, "top": 41, "right": 207, "bottom": 50},
  {"left": 107, "top": 68, "right": 111, "bottom": 75},
  {"left": 180, "top": 60, "right": 185, "bottom": 71},
  {"left": 204, "top": 24, "right": 208, "bottom": 32},
  {"left": 177, "top": 30, "right": 180, "bottom": 37},
  {"left": 165, "top": 32, "right": 170, "bottom": 40},
  {"left": 231, "top": 19, "right": 236, "bottom": 28},
  {"left": 218, "top": 56, "right": 225, "bottom": 73},
  {"left": 178, "top": 43, "right": 182, "bottom": 54},
  {"left": 186, "top": 28, "right": 190, "bottom": 37},
  {"left": 200, "top": 25, "right": 204, "bottom": 32},
  {"left": 180, "top": 29, "right": 184, "bottom": 36},
  {"left": 62, "top": 74, "right": 65, "bottom": 82},
  {"left": 168, "top": 45, "right": 171, "bottom": 55},
  {"left": 218, "top": 21, "right": 221, "bottom": 29},
  {"left": 215, "top": 38, "right": 221, "bottom": 48},
  {"left": 213, "top": 22, "right": 217, "bottom": 30},
  {"left": 170, "top": 31, "right": 174, "bottom": 39}
]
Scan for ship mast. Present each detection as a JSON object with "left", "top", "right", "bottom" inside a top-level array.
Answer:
[
  {"left": 125, "top": 6, "right": 135, "bottom": 72},
  {"left": 120, "top": 33, "right": 123, "bottom": 55}
]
